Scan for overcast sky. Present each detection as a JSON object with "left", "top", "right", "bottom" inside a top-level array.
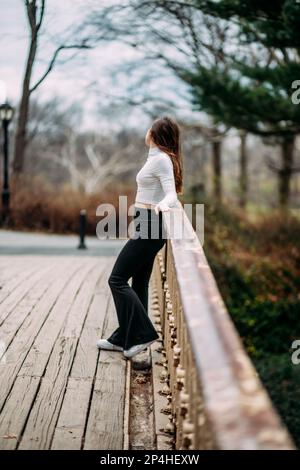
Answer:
[{"left": 0, "top": 0, "right": 195, "bottom": 133}]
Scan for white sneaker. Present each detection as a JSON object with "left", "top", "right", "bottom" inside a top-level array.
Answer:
[
  {"left": 97, "top": 339, "right": 123, "bottom": 352},
  {"left": 123, "top": 340, "right": 156, "bottom": 359}
]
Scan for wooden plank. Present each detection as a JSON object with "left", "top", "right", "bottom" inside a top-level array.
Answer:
[
  {"left": 0, "top": 261, "right": 64, "bottom": 351},
  {"left": 0, "top": 255, "right": 33, "bottom": 281},
  {"left": 50, "top": 262, "right": 112, "bottom": 449},
  {"left": 0, "top": 376, "right": 39, "bottom": 450},
  {"left": 69, "top": 292, "right": 108, "bottom": 379},
  {"left": 0, "top": 256, "right": 48, "bottom": 304},
  {"left": 0, "top": 259, "right": 96, "bottom": 450},
  {"left": 18, "top": 259, "right": 97, "bottom": 378},
  {"left": 0, "top": 258, "right": 79, "bottom": 411},
  {"left": 70, "top": 260, "right": 113, "bottom": 379},
  {"left": 59, "top": 260, "right": 109, "bottom": 339},
  {"left": 83, "top": 297, "right": 126, "bottom": 450},
  {"left": 0, "top": 257, "right": 31, "bottom": 299},
  {"left": 18, "top": 337, "right": 77, "bottom": 450},
  {"left": 123, "top": 360, "right": 131, "bottom": 450},
  {"left": 50, "top": 377, "right": 92, "bottom": 450},
  {"left": 0, "top": 259, "right": 56, "bottom": 325},
  {"left": 18, "top": 261, "right": 105, "bottom": 450},
  {"left": 83, "top": 358, "right": 126, "bottom": 450}
]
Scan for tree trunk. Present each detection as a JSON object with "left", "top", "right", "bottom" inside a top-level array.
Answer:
[
  {"left": 279, "top": 135, "right": 295, "bottom": 211},
  {"left": 212, "top": 139, "right": 222, "bottom": 202},
  {"left": 13, "top": 32, "right": 38, "bottom": 174},
  {"left": 239, "top": 131, "right": 248, "bottom": 208}
]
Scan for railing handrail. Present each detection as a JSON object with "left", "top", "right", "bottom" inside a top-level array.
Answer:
[{"left": 161, "top": 207, "right": 294, "bottom": 450}]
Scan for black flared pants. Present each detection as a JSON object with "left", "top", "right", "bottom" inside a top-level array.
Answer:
[{"left": 107, "top": 207, "right": 166, "bottom": 350}]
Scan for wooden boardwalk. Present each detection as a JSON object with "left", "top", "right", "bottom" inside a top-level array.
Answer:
[{"left": 0, "top": 255, "right": 128, "bottom": 450}]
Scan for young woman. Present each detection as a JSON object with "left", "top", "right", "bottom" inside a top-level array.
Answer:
[{"left": 97, "top": 116, "right": 183, "bottom": 359}]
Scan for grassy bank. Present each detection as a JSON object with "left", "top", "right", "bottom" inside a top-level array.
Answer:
[{"left": 5, "top": 177, "right": 135, "bottom": 235}]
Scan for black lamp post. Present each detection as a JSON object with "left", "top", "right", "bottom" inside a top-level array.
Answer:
[{"left": 0, "top": 102, "right": 14, "bottom": 224}]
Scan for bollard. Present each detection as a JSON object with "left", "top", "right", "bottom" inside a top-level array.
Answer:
[{"left": 78, "top": 209, "right": 87, "bottom": 249}]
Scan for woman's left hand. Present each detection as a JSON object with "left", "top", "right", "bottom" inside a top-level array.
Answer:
[{"left": 154, "top": 202, "right": 170, "bottom": 214}]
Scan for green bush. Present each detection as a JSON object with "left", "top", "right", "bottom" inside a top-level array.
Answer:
[
  {"left": 229, "top": 299, "right": 300, "bottom": 358},
  {"left": 254, "top": 354, "right": 300, "bottom": 449}
]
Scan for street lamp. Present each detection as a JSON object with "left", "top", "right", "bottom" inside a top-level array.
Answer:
[{"left": 0, "top": 102, "right": 14, "bottom": 223}]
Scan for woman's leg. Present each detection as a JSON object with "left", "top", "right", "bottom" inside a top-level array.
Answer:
[
  {"left": 131, "top": 254, "right": 156, "bottom": 313},
  {"left": 106, "top": 236, "right": 165, "bottom": 350}
]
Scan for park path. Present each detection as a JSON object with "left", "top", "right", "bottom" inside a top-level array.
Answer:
[{"left": 0, "top": 230, "right": 130, "bottom": 450}]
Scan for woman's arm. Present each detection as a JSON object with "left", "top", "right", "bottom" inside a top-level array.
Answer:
[{"left": 153, "top": 155, "right": 179, "bottom": 213}]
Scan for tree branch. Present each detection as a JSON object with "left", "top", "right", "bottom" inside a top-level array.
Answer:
[
  {"left": 37, "top": 0, "right": 46, "bottom": 31},
  {"left": 29, "top": 41, "right": 91, "bottom": 94},
  {"left": 26, "top": 0, "right": 37, "bottom": 32}
]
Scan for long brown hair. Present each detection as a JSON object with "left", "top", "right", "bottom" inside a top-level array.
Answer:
[{"left": 150, "top": 116, "right": 183, "bottom": 194}]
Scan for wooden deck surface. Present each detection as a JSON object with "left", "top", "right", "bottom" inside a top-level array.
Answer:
[{"left": 0, "top": 255, "right": 128, "bottom": 450}]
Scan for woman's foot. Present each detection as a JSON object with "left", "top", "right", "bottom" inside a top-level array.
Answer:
[
  {"left": 97, "top": 339, "right": 123, "bottom": 352},
  {"left": 123, "top": 339, "right": 156, "bottom": 359}
]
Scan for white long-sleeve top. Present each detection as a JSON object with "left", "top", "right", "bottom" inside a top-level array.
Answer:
[{"left": 135, "top": 146, "right": 180, "bottom": 209}]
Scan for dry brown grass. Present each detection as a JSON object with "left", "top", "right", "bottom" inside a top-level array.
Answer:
[{"left": 7, "top": 175, "right": 135, "bottom": 235}]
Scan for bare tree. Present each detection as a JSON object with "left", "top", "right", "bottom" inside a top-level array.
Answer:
[
  {"left": 13, "top": 0, "right": 91, "bottom": 175},
  {"left": 44, "top": 130, "right": 140, "bottom": 193},
  {"left": 24, "top": 98, "right": 144, "bottom": 191}
]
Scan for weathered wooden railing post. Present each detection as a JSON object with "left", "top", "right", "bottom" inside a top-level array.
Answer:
[{"left": 152, "top": 206, "right": 294, "bottom": 450}]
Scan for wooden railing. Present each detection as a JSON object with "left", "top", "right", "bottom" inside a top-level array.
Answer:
[{"left": 151, "top": 206, "right": 294, "bottom": 450}]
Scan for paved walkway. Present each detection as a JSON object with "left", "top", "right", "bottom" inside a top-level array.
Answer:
[{"left": 0, "top": 229, "right": 125, "bottom": 256}]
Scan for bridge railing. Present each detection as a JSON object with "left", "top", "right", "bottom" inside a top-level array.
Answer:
[{"left": 151, "top": 206, "right": 294, "bottom": 450}]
